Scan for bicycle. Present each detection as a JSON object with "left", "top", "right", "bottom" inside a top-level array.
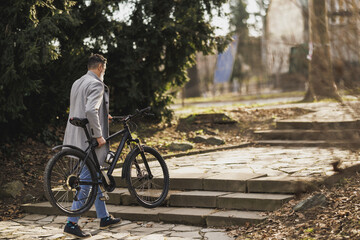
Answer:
[{"left": 43, "top": 107, "right": 170, "bottom": 216}]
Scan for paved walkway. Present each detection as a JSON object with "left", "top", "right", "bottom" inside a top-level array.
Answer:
[
  {"left": 2, "top": 101, "right": 360, "bottom": 239},
  {"left": 259, "top": 101, "right": 360, "bottom": 122},
  {"left": 165, "top": 146, "right": 360, "bottom": 179},
  {"left": 0, "top": 214, "right": 233, "bottom": 240},
  {"left": 4, "top": 145, "right": 360, "bottom": 240}
]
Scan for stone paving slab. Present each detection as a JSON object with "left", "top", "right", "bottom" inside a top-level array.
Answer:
[
  {"left": 203, "top": 173, "right": 266, "bottom": 192},
  {"left": 217, "top": 193, "right": 293, "bottom": 211},
  {"left": 113, "top": 206, "right": 177, "bottom": 222},
  {"left": 22, "top": 202, "right": 267, "bottom": 229},
  {"left": 167, "top": 173, "right": 209, "bottom": 190},
  {"left": 163, "top": 146, "right": 360, "bottom": 183},
  {"left": 0, "top": 213, "right": 234, "bottom": 240},
  {"left": 169, "top": 191, "right": 228, "bottom": 208},
  {"left": 206, "top": 210, "right": 266, "bottom": 227},
  {"left": 107, "top": 188, "right": 128, "bottom": 205},
  {"left": 109, "top": 144, "right": 360, "bottom": 194},
  {"left": 247, "top": 176, "right": 311, "bottom": 193},
  {"left": 158, "top": 208, "right": 216, "bottom": 226}
]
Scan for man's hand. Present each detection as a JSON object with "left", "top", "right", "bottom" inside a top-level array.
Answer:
[
  {"left": 96, "top": 136, "right": 106, "bottom": 147},
  {"left": 108, "top": 114, "right": 113, "bottom": 124}
]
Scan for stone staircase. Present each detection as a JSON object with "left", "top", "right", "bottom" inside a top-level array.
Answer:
[
  {"left": 254, "top": 119, "right": 360, "bottom": 147},
  {"left": 21, "top": 169, "right": 306, "bottom": 227}
]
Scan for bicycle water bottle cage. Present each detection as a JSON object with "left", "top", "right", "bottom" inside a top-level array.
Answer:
[{"left": 69, "top": 118, "right": 89, "bottom": 127}]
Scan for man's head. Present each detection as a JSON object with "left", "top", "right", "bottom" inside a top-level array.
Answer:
[{"left": 88, "top": 54, "right": 107, "bottom": 81}]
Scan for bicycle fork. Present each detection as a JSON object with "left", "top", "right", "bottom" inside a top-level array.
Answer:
[{"left": 132, "top": 139, "right": 153, "bottom": 180}]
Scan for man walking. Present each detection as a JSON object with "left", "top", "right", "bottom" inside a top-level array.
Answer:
[{"left": 62, "top": 54, "right": 120, "bottom": 238}]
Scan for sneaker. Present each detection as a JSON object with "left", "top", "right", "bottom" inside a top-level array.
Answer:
[
  {"left": 100, "top": 215, "right": 121, "bottom": 229},
  {"left": 64, "top": 222, "right": 91, "bottom": 239}
]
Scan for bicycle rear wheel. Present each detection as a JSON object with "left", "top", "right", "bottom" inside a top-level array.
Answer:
[
  {"left": 44, "top": 148, "right": 98, "bottom": 216},
  {"left": 126, "top": 146, "right": 170, "bottom": 208}
]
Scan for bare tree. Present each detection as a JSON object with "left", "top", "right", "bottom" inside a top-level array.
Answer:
[{"left": 303, "top": 0, "right": 342, "bottom": 101}]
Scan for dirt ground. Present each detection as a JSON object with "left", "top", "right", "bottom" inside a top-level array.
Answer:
[
  {"left": 0, "top": 106, "right": 311, "bottom": 221},
  {"left": 132, "top": 107, "right": 311, "bottom": 155},
  {"left": 230, "top": 173, "right": 360, "bottom": 239}
]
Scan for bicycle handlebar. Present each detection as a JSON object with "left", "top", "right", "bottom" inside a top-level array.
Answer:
[
  {"left": 91, "top": 107, "right": 152, "bottom": 148},
  {"left": 112, "top": 106, "right": 152, "bottom": 123}
]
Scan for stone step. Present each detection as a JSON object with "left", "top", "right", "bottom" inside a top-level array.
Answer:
[
  {"left": 254, "top": 129, "right": 360, "bottom": 141},
  {"left": 247, "top": 176, "right": 312, "bottom": 194},
  {"left": 54, "top": 188, "right": 178, "bottom": 206},
  {"left": 115, "top": 171, "right": 309, "bottom": 193},
  {"left": 276, "top": 120, "right": 360, "bottom": 130},
  {"left": 255, "top": 140, "right": 360, "bottom": 148},
  {"left": 54, "top": 188, "right": 293, "bottom": 211},
  {"left": 113, "top": 170, "right": 268, "bottom": 192},
  {"left": 21, "top": 202, "right": 267, "bottom": 227},
  {"left": 169, "top": 191, "right": 293, "bottom": 211}
]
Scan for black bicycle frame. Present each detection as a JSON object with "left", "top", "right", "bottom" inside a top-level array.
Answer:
[
  {"left": 105, "top": 125, "right": 131, "bottom": 176},
  {"left": 59, "top": 117, "right": 152, "bottom": 185},
  {"left": 105, "top": 122, "right": 153, "bottom": 180}
]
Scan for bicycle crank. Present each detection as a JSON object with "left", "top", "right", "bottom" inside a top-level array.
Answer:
[{"left": 101, "top": 174, "right": 116, "bottom": 192}]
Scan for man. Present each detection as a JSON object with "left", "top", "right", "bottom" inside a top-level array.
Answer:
[{"left": 62, "top": 54, "right": 120, "bottom": 238}]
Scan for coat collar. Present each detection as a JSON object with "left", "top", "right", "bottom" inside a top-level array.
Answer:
[
  {"left": 86, "top": 70, "right": 103, "bottom": 82},
  {"left": 86, "top": 70, "right": 109, "bottom": 92}
]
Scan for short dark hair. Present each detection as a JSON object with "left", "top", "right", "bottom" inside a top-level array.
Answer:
[{"left": 87, "top": 54, "right": 107, "bottom": 70}]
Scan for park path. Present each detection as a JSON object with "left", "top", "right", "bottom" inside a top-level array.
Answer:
[
  {"left": 9, "top": 144, "right": 360, "bottom": 240},
  {"left": 0, "top": 214, "right": 232, "bottom": 240},
  {"left": 4, "top": 100, "right": 360, "bottom": 239}
]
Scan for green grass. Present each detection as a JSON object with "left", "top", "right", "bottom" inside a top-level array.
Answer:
[
  {"left": 173, "top": 100, "right": 302, "bottom": 118},
  {"left": 173, "top": 91, "right": 359, "bottom": 118},
  {"left": 173, "top": 91, "right": 305, "bottom": 105}
]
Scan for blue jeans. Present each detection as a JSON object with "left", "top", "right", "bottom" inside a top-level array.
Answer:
[{"left": 68, "top": 165, "right": 109, "bottom": 223}]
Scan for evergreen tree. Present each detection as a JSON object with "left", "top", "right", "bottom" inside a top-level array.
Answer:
[
  {"left": 0, "top": 0, "right": 78, "bottom": 141},
  {"left": 0, "top": 0, "right": 230, "bottom": 142}
]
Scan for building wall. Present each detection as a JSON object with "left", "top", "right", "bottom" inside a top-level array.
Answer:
[
  {"left": 328, "top": 0, "right": 360, "bottom": 62},
  {"left": 266, "top": 0, "right": 306, "bottom": 75},
  {"left": 266, "top": 0, "right": 359, "bottom": 82}
]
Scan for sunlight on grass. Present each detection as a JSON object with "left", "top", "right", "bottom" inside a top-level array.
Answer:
[
  {"left": 173, "top": 91, "right": 305, "bottom": 105},
  {"left": 173, "top": 100, "right": 301, "bottom": 118}
]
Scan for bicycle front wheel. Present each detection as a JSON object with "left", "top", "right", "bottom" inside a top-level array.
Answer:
[
  {"left": 44, "top": 148, "right": 98, "bottom": 216},
  {"left": 126, "top": 146, "right": 170, "bottom": 208}
]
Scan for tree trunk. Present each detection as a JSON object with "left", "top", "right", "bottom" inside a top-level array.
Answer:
[
  {"left": 303, "top": 0, "right": 341, "bottom": 102},
  {"left": 185, "top": 64, "right": 201, "bottom": 98}
]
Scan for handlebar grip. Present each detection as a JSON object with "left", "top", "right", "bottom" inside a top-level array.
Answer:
[
  {"left": 91, "top": 138, "right": 99, "bottom": 147},
  {"left": 141, "top": 106, "right": 151, "bottom": 113}
]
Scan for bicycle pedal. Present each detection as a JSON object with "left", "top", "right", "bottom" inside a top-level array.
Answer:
[
  {"left": 99, "top": 196, "right": 109, "bottom": 201},
  {"left": 99, "top": 185, "right": 110, "bottom": 201}
]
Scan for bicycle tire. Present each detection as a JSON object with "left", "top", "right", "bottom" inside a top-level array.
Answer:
[
  {"left": 125, "top": 146, "right": 170, "bottom": 208},
  {"left": 44, "top": 148, "right": 98, "bottom": 216}
]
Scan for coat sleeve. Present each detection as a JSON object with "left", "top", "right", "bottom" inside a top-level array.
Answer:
[{"left": 85, "top": 81, "right": 104, "bottom": 138}]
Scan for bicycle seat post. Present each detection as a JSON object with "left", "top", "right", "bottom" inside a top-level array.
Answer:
[{"left": 83, "top": 126, "right": 93, "bottom": 145}]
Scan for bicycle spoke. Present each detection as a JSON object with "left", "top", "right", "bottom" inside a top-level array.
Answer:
[
  {"left": 57, "top": 191, "right": 68, "bottom": 203},
  {"left": 55, "top": 164, "right": 67, "bottom": 178},
  {"left": 128, "top": 148, "right": 169, "bottom": 207},
  {"left": 81, "top": 168, "right": 91, "bottom": 180},
  {"left": 150, "top": 182, "right": 163, "bottom": 189}
]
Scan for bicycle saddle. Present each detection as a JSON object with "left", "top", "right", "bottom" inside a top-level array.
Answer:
[{"left": 69, "top": 117, "right": 89, "bottom": 127}]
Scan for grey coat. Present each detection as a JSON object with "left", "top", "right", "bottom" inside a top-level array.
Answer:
[{"left": 63, "top": 71, "right": 109, "bottom": 165}]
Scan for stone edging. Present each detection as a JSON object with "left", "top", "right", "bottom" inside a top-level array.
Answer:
[{"left": 162, "top": 142, "right": 253, "bottom": 160}]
